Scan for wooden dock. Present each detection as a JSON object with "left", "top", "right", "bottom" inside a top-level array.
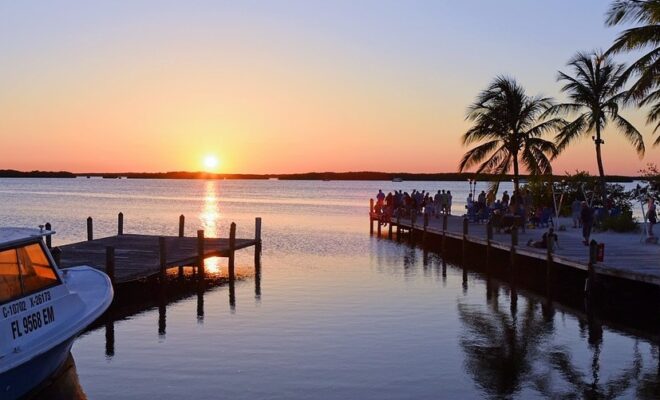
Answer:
[
  {"left": 50, "top": 214, "right": 262, "bottom": 285},
  {"left": 370, "top": 206, "right": 660, "bottom": 288}
]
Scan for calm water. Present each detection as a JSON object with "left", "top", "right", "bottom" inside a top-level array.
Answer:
[{"left": 1, "top": 178, "right": 658, "bottom": 399}]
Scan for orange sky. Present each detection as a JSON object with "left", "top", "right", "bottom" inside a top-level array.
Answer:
[{"left": 0, "top": 1, "right": 658, "bottom": 175}]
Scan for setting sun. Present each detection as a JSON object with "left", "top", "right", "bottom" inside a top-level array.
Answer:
[{"left": 202, "top": 155, "right": 220, "bottom": 172}]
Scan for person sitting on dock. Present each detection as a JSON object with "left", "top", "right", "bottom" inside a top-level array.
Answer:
[{"left": 527, "top": 227, "right": 558, "bottom": 249}]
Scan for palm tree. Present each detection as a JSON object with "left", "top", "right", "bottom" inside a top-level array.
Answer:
[
  {"left": 605, "top": 0, "right": 660, "bottom": 145},
  {"left": 548, "top": 51, "right": 645, "bottom": 202},
  {"left": 459, "top": 76, "right": 562, "bottom": 192}
]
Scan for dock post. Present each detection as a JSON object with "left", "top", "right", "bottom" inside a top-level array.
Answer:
[
  {"left": 197, "top": 230, "right": 205, "bottom": 284},
  {"left": 396, "top": 214, "right": 401, "bottom": 241},
  {"left": 178, "top": 215, "right": 185, "bottom": 237},
  {"left": 87, "top": 217, "right": 93, "bottom": 241},
  {"left": 105, "top": 246, "right": 115, "bottom": 288},
  {"left": 586, "top": 240, "right": 598, "bottom": 294},
  {"left": 229, "top": 222, "right": 236, "bottom": 282},
  {"left": 254, "top": 217, "right": 262, "bottom": 266},
  {"left": 486, "top": 222, "right": 493, "bottom": 261},
  {"left": 159, "top": 236, "right": 167, "bottom": 286},
  {"left": 442, "top": 214, "right": 448, "bottom": 253},
  {"left": 388, "top": 220, "right": 393, "bottom": 240},
  {"left": 52, "top": 247, "right": 62, "bottom": 267},
  {"left": 462, "top": 217, "right": 469, "bottom": 262},
  {"left": 546, "top": 231, "right": 554, "bottom": 284},
  {"left": 423, "top": 213, "right": 429, "bottom": 244},
  {"left": 510, "top": 226, "right": 518, "bottom": 269},
  {"left": 377, "top": 216, "right": 382, "bottom": 236},
  {"left": 369, "top": 199, "right": 374, "bottom": 235},
  {"left": 117, "top": 212, "right": 123, "bottom": 235},
  {"left": 45, "top": 222, "right": 52, "bottom": 249}
]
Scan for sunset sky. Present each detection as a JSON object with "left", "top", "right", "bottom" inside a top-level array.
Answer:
[{"left": 1, "top": 1, "right": 658, "bottom": 175}]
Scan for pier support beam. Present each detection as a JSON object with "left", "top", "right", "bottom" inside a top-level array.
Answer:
[
  {"left": 158, "top": 236, "right": 167, "bottom": 287},
  {"left": 546, "top": 232, "right": 554, "bottom": 286},
  {"left": 105, "top": 246, "right": 116, "bottom": 288},
  {"left": 486, "top": 222, "right": 493, "bottom": 264},
  {"left": 395, "top": 215, "right": 401, "bottom": 240},
  {"left": 179, "top": 215, "right": 185, "bottom": 237},
  {"left": 510, "top": 226, "right": 518, "bottom": 270},
  {"left": 462, "top": 217, "right": 469, "bottom": 263},
  {"left": 45, "top": 222, "right": 52, "bottom": 249},
  {"left": 369, "top": 199, "right": 374, "bottom": 235},
  {"left": 586, "top": 240, "right": 598, "bottom": 295},
  {"left": 423, "top": 213, "right": 429, "bottom": 245},
  {"left": 228, "top": 222, "right": 236, "bottom": 282},
  {"left": 87, "top": 217, "right": 93, "bottom": 241},
  {"left": 118, "top": 212, "right": 124, "bottom": 235},
  {"left": 254, "top": 217, "right": 262, "bottom": 266},
  {"left": 442, "top": 214, "right": 448, "bottom": 253},
  {"left": 197, "top": 230, "right": 205, "bottom": 286},
  {"left": 388, "top": 221, "right": 393, "bottom": 240}
]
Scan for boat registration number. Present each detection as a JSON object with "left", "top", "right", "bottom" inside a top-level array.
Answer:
[{"left": 10, "top": 306, "right": 56, "bottom": 340}]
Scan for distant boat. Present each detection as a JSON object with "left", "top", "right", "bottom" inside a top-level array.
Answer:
[
  {"left": 392, "top": 177, "right": 403, "bottom": 182},
  {"left": 268, "top": 177, "right": 279, "bottom": 181},
  {"left": 0, "top": 228, "right": 113, "bottom": 399}
]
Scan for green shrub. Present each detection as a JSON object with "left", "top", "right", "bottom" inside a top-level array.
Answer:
[{"left": 599, "top": 212, "right": 639, "bottom": 233}]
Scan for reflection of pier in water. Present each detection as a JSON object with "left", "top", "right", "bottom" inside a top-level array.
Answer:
[
  {"left": 372, "top": 237, "right": 660, "bottom": 397},
  {"left": 85, "top": 254, "right": 262, "bottom": 357}
]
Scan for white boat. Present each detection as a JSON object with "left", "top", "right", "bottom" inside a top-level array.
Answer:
[
  {"left": 392, "top": 177, "right": 403, "bottom": 182},
  {"left": 0, "top": 228, "right": 113, "bottom": 399}
]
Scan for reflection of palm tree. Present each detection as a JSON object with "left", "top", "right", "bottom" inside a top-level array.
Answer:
[
  {"left": 457, "top": 298, "right": 554, "bottom": 397},
  {"left": 540, "top": 340, "right": 643, "bottom": 399}
]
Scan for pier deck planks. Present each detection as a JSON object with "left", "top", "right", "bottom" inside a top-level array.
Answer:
[{"left": 58, "top": 234, "right": 257, "bottom": 283}]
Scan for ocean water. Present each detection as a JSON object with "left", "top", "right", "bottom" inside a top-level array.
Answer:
[{"left": 0, "top": 178, "right": 657, "bottom": 399}]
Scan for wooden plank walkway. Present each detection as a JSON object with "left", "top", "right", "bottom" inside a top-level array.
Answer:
[
  {"left": 378, "top": 213, "right": 660, "bottom": 286},
  {"left": 58, "top": 234, "right": 258, "bottom": 283}
]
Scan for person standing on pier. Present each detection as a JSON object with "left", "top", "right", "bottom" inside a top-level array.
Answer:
[
  {"left": 571, "top": 198, "right": 582, "bottom": 229},
  {"left": 647, "top": 197, "right": 656, "bottom": 237},
  {"left": 580, "top": 201, "right": 593, "bottom": 245},
  {"left": 446, "top": 191, "right": 453, "bottom": 215}
]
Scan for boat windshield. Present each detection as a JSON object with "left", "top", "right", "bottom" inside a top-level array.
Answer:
[{"left": 0, "top": 242, "right": 60, "bottom": 304}]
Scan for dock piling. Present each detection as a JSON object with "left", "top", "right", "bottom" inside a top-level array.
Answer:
[
  {"left": 45, "top": 222, "right": 52, "bottom": 249},
  {"left": 87, "top": 217, "right": 93, "bottom": 241},
  {"left": 117, "top": 212, "right": 124, "bottom": 235},
  {"left": 197, "top": 230, "right": 205, "bottom": 283},
  {"left": 369, "top": 199, "right": 374, "bottom": 235},
  {"left": 586, "top": 240, "right": 598, "bottom": 294},
  {"left": 158, "top": 236, "right": 167, "bottom": 285},
  {"left": 105, "top": 246, "right": 115, "bottom": 287},
  {"left": 229, "top": 223, "right": 236, "bottom": 282},
  {"left": 442, "top": 214, "right": 448, "bottom": 253},
  {"left": 510, "top": 226, "right": 518, "bottom": 269},
  {"left": 179, "top": 215, "right": 185, "bottom": 237},
  {"left": 255, "top": 217, "right": 262, "bottom": 266},
  {"left": 486, "top": 222, "right": 493, "bottom": 261},
  {"left": 423, "top": 213, "right": 429, "bottom": 244},
  {"left": 546, "top": 230, "right": 554, "bottom": 283},
  {"left": 462, "top": 217, "right": 469, "bottom": 262},
  {"left": 396, "top": 214, "right": 401, "bottom": 240}
]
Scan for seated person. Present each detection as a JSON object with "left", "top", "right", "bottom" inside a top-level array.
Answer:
[{"left": 527, "top": 228, "right": 558, "bottom": 249}]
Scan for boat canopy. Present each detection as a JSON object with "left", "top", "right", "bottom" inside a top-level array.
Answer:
[{"left": 0, "top": 228, "right": 55, "bottom": 249}]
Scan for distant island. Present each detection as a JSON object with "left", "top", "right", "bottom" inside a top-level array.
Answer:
[{"left": 0, "top": 169, "right": 638, "bottom": 182}]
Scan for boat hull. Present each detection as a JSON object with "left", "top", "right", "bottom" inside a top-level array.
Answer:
[{"left": 0, "top": 336, "right": 75, "bottom": 400}]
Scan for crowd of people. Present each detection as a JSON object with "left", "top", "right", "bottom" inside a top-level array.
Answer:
[
  {"left": 372, "top": 187, "right": 658, "bottom": 247},
  {"left": 373, "top": 189, "right": 454, "bottom": 223}
]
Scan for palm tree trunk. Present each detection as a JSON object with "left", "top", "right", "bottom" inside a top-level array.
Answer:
[
  {"left": 595, "top": 126, "right": 607, "bottom": 205},
  {"left": 512, "top": 154, "right": 520, "bottom": 193}
]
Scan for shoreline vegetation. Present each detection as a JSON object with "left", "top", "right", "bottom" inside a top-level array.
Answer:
[{"left": 0, "top": 169, "right": 639, "bottom": 182}]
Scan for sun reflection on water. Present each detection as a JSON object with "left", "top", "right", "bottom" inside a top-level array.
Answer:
[{"left": 200, "top": 180, "right": 222, "bottom": 274}]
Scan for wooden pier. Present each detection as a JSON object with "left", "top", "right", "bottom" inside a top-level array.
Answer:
[
  {"left": 50, "top": 214, "right": 262, "bottom": 286},
  {"left": 370, "top": 203, "right": 660, "bottom": 288}
]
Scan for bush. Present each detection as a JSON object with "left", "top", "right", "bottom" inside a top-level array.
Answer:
[{"left": 599, "top": 212, "right": 639, "bottom": 233}]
